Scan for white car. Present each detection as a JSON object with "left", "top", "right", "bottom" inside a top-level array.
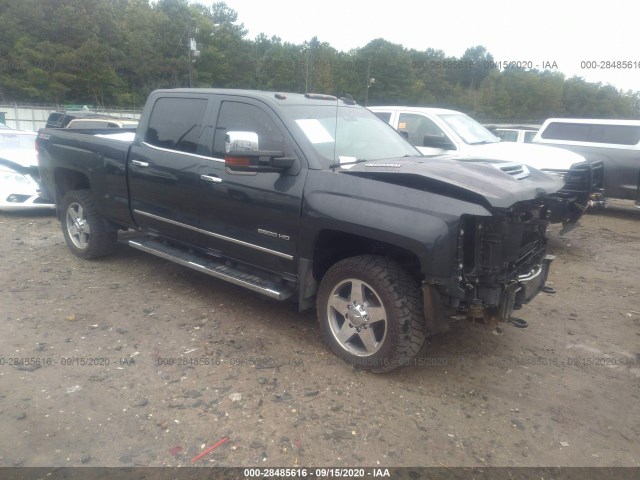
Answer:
[
  {"left": 0, "top": 128, "right": 55, "bottom": 211},
  {"left": 369, "top": 106, "right": 589, "bottom": 170}
]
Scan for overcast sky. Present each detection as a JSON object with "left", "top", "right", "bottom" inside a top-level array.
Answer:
[{"left": 212, "top": 0, "right": 638, "bottom": 93}]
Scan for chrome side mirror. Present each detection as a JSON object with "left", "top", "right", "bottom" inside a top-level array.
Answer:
[{"left": 225, "top": 131, "right": 259, "bottom": 153}]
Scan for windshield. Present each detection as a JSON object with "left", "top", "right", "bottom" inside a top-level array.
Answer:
[
  {"left": 0, "top": 132, "right": 37, "bottom": 150},
  {"left": 287, "top": 105, "right": 419, "bottom": 167},
  {"left": 438, "top": 113, "right": 499, "bottom": 145}
]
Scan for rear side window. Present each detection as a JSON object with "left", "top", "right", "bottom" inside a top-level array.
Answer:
[
  {"left": 145, "top": 97, "right": 209, "bottom": 155},
  {"left": 541, "top": 122, "right": 640, "bottom": 146}
]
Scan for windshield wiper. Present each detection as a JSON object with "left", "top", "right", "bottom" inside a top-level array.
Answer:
[
  {"left": 329, "top": 158, "right": 368, "bottom": 169},
  {"left": 330, "top": 155, "right": 416, "bottom": 169}
]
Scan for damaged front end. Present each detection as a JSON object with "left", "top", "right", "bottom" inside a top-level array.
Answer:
[{"left": 425, "top": 199, "right": 554, "bottom": 331}]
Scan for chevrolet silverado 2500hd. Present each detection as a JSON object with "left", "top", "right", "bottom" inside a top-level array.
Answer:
[{"left": 37, "top": 89, "right": 562, "bottom": 371}]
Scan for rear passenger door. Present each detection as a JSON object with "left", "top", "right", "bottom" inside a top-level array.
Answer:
[{"left": 128, "top": 94, "right": 216, "bottom": 245}]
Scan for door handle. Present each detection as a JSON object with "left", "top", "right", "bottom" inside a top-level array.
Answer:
[
  {"left": 201, "top": 175, "right": 222, "bottom": 184},
  {"left": 131, "top": 160, "right": 149, "bottom": 167}
]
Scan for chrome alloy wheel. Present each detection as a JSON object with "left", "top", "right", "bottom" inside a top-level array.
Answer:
[
  {"left": 326, "top": 278, "right": 388, "bottom": 356},
  {"left": 66, "top": 202, "right": 91, "bottom": 249}
]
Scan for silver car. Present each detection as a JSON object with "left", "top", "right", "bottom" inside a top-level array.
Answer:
[{"left": 0, "top": 128, "right": 55, "bottom": 211}]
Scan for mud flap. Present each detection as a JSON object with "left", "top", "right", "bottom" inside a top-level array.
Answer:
[{"left": 423, "top": 285, "right": 450, "bottom": 334}]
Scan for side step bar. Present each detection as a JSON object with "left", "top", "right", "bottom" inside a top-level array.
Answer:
[{"left": 129, "top": 238, "right": 293, "bottom": 301}]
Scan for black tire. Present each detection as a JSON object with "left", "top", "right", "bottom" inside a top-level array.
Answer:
[
  {"left": 60, "top": 189, "right": 117, "bottom": 259},
  {"left": 317, "top": 255, "right": 425, "bottom": 372}
]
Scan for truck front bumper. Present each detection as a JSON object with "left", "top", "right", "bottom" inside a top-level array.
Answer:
[{"left": 498, "top": 254, "right": 555, "bottom": 320}]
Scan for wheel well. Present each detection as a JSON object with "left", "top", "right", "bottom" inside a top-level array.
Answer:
[
  {"left": 54, "top": 168, "right": 90, "bottom": 216},
  {"left": 312, "top": 230, "right": 422, "bottom": 283}
]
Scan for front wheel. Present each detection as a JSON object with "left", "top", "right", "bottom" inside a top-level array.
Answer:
[
  {"left": 61, "top": 189, "right": 117, "bottom": 259},
  {"left": 317, "top": 255, "right": 425, "bottom": 372}
]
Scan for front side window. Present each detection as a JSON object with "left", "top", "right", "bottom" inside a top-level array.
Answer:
[
  {"left": 145, "top": 97, "right": 209, "bottom": 155},
  {"left": 398, "top": 113, "right": 449, "bottom": 147},
  {"left": 213, "top": 102, "right": 284, "bottom": 156}
]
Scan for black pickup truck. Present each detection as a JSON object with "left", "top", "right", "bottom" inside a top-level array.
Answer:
[{"left": 36, "top": 89, "right": 562, "bottom": 371}]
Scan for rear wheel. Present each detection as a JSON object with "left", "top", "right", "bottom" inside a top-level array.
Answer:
[
  {"left": 61, "top": 190, "right": 117, "bottom": 259},
  {"left": 317, "top": 255, "right": 425, "bottom": 372}
]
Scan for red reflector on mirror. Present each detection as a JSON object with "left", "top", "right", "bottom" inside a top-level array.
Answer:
[{"left": 225, "top": 156, "right": 250, "bottom": 166}]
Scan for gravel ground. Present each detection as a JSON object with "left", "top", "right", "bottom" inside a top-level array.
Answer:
[{"left": 0, "top": 201, "right": 639, "bottom": 468}]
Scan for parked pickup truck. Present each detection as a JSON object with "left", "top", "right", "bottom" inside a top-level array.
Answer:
[
  {"left": 533, "top": 118, "right": 640, "bottom": 205},
  {"left": 37, "top": 89, "right": 562, "bottom": 371},
  {"left": 370, "top": 106, "right": 605, "bottom": 233}
]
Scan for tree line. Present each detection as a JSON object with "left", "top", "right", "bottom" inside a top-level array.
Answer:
[{"left": 1, "top": 0, "right": 638, "bottom": 122}]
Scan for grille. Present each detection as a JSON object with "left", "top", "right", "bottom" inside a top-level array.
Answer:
[{"left": 464, "top": 211, "right": 546, "bottom": 278}]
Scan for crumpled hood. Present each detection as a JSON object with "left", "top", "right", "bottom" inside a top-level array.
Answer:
[
  {"left": 340, "top": 156, "right": 564, "bottom": 210},
  {"left": 459, "top": 141, "right": 587, "bottom": 170}
]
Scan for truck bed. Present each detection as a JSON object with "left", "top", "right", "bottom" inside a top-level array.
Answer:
[{"left": 37, "top": 128, "right": 137, "bottom": 228}]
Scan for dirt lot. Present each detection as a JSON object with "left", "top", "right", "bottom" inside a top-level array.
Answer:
[{"left": 1, "top": 201, "right": 639, "bottom": 468}]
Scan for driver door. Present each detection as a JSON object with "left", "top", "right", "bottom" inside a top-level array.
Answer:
[{"left": 196, "top": 98, "right": 307, "bottom": 275}]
